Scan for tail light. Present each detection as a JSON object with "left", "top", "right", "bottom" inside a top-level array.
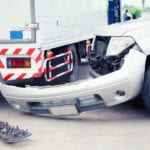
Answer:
[{"left": 7, "top": 58, "right": 31, "bottom": 68}]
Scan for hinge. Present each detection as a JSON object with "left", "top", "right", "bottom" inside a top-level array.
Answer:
[
  {"left": 27, "top": 23, "right": 39, "bottom": 30},
  {"left": 12, "top": 23, "right": 39, "bottom": 31}
]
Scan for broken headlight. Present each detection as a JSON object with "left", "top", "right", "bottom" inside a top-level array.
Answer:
[
  {"left": 106, "top": 36, "right": 135, "bottom": 56},
  {"left": 89, "top": 36, "right": 135, "bottom": 75}
]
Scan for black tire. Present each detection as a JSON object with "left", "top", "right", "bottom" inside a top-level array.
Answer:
[
  {"left": 68, "top": 45, "right": 78, "bottom": 82},
  {"left": 141, "top": 66, "right": 150, "bottom": 111}
]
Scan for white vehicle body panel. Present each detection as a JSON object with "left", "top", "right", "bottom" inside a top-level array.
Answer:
[
  {"left": 0, "top": 0, "right": 107, "bottom": 44},
  {"left": 0, "top": 0, "right": 36, "bottom": 42},
  {"left": 35, "top": 0, "right": 107, "bottom": 50}
]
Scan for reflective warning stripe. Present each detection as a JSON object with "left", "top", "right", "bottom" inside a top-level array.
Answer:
[
  {"left": 0, "top": 48, "right": 36, "bottom": 55},
  {"left": 35, "top": 51, "right": 42, "bottom": 63},
  {"left": 26, "top": 48, "right": 35, "bottom": 56},
  {"left": 16, "top": 73, "right": 27, "bottom": 80},
  {"left": 3, "top": 73, "right": 15, "bottom": 81},
  {"left": 0, "top": 48, "right": 43, "bottom": 81},
  {"left": 0, "top": 60, "right": 5, "bottom": 68},
  {"left": 32, "top": 65, "right": 43, "bottom": 78},
  {"left": 13, "top": 48, "right": 22, "bottom": 55},
  {"left": 0, "top": 48, "right": 8, "bottom": 55}
]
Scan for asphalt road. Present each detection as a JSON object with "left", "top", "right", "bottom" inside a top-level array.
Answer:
[
  {"left": 0, "top": 94, "right": 150, "bottom": 150},
  {"left": 1, "top": 63, "right": 150, "bottom": 150}
]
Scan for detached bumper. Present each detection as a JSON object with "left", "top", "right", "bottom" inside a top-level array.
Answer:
[{"left": 0, "top": 50, "right": 146, "bottom": 116}]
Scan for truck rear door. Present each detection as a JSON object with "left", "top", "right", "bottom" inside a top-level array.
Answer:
[{"left": 0, "top": 0, "right": 36, "bottom": 43}]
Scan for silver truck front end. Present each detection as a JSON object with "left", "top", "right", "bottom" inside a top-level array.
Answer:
[{"left": 0, "top": 49, "right": 146, "bottom": 116}]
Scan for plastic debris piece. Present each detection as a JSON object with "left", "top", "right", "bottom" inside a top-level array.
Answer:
[{"left": 0, "top": 121, "right": 32, "bottom": 143}]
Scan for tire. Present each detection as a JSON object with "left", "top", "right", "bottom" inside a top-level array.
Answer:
[
  {"left": 68, "top": 45, "right": 78, "bottom": 82},
  {"left": 141, "top": 66, "right": 150, "bottom": 111}
]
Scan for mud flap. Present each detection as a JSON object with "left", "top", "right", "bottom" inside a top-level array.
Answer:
[{"left": 0, "top": 121, "right": 31, "bottom": 143}]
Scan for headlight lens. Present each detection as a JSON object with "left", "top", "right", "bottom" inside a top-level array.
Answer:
[{"left": 106, "top": 37, "right": 135, "bottom": 56}]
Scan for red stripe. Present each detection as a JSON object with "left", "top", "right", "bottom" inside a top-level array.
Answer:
[
  {"left": 16, "top": 73, "right": 26, "bottom": 80},
  {"left": 3, "top": 73, "right": 14, "bottom": 81},
  {"left": 48, "top": 55, "right": 57, "bottom": 61},
  {"left": 26, "top": 48, "right": 35, "bottom": 56},
  {"left": 65, "top": 51, "right": 71, "bottom": 55},
  {"left": 32, "top": 66, "right": 43, "bottom": 78},
  {"left": 64, "top": 59, "right": 73, "bottom": 65},
  {"left": 35, "top": 52, "right": 42, "bottom": 63},
  {"left": 64, "top": 60, "right": 69, "bottom": 65},
  {"left": 48, "top": 66, "right": 57, "bottom": 72},
  {"left": 32, "top": 73, "right": 40, "bottom": 78},
  {"left": 0, "top": 60, "right": 5, "bottom": 68},
  {"left": 13, "top": 48, "right": 22, "bottom": 55},
  {"left": 44, "top": 68, "right": 47, "bottom": 75},
  {"left": 50, "top": 76, "right": 57, "bottom": 81},
  {"left": 70, "top": 59, "right": 73, "bottom": 63},
  {"left": 0, "top": 48, "right": 8, "bottom": 55},
  {"left": 38, "top": 67, "right": 42, "bottom": 73},
  {"left": 65, "top": 69, "right": 71, "bottom": 74}
]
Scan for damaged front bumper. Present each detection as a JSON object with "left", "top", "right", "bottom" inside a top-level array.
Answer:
[{"left": 0, "top": 50, "right": 146, "bottom": 116}]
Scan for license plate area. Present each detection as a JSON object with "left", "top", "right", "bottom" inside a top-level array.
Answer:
[{"left": 48, "top": 99, "right": 79, "bottom": 116}]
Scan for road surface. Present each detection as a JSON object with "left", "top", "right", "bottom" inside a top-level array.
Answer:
[{"left": 0, "top": 63, "right": 150, "bottom": 150}]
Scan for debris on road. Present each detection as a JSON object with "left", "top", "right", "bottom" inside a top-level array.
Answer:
[{"left": 0, "top": 121, "right": 31, "bottom": 143}]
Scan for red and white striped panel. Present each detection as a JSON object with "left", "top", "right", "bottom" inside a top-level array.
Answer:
[
  {"left": 0, "top": 47, "right": 43, "bottom": 81},
  {"left": 0, "top": 47, "right": 37, "bottom": 55}
]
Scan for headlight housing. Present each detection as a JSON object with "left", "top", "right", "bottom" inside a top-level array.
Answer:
[
  {"left": 106, "top": 36, "right": 135, "bottom": 56},
  {"left": 89, "top": 36, "right": 136, "bottom": 76}
]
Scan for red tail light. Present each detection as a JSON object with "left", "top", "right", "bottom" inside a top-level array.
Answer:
[{"left": 7, "top": 58, "right": 31, "bottom": 68}]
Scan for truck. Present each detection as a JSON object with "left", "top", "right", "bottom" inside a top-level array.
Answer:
[
  {"left": 0, "top": 0, "right": 125, "bottom": 117},
  {"left": 0, "top": 0, "right": 108, "bottom": 85}
]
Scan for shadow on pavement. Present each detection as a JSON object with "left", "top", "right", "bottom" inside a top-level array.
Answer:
[{"left": 0, "top": 93, "right": 9, "bottom": 106}]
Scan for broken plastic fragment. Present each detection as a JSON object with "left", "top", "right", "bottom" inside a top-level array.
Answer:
[{"left": 0, "top": 121, "right": 32, "bottom": 143}]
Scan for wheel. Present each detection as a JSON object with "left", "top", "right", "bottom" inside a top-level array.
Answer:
[
  {"left": 141, "top": 66, "right": 150, "bottom": 111},
  {"left": 68, "top": 44, "right": 78, "bottom": 82}
]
